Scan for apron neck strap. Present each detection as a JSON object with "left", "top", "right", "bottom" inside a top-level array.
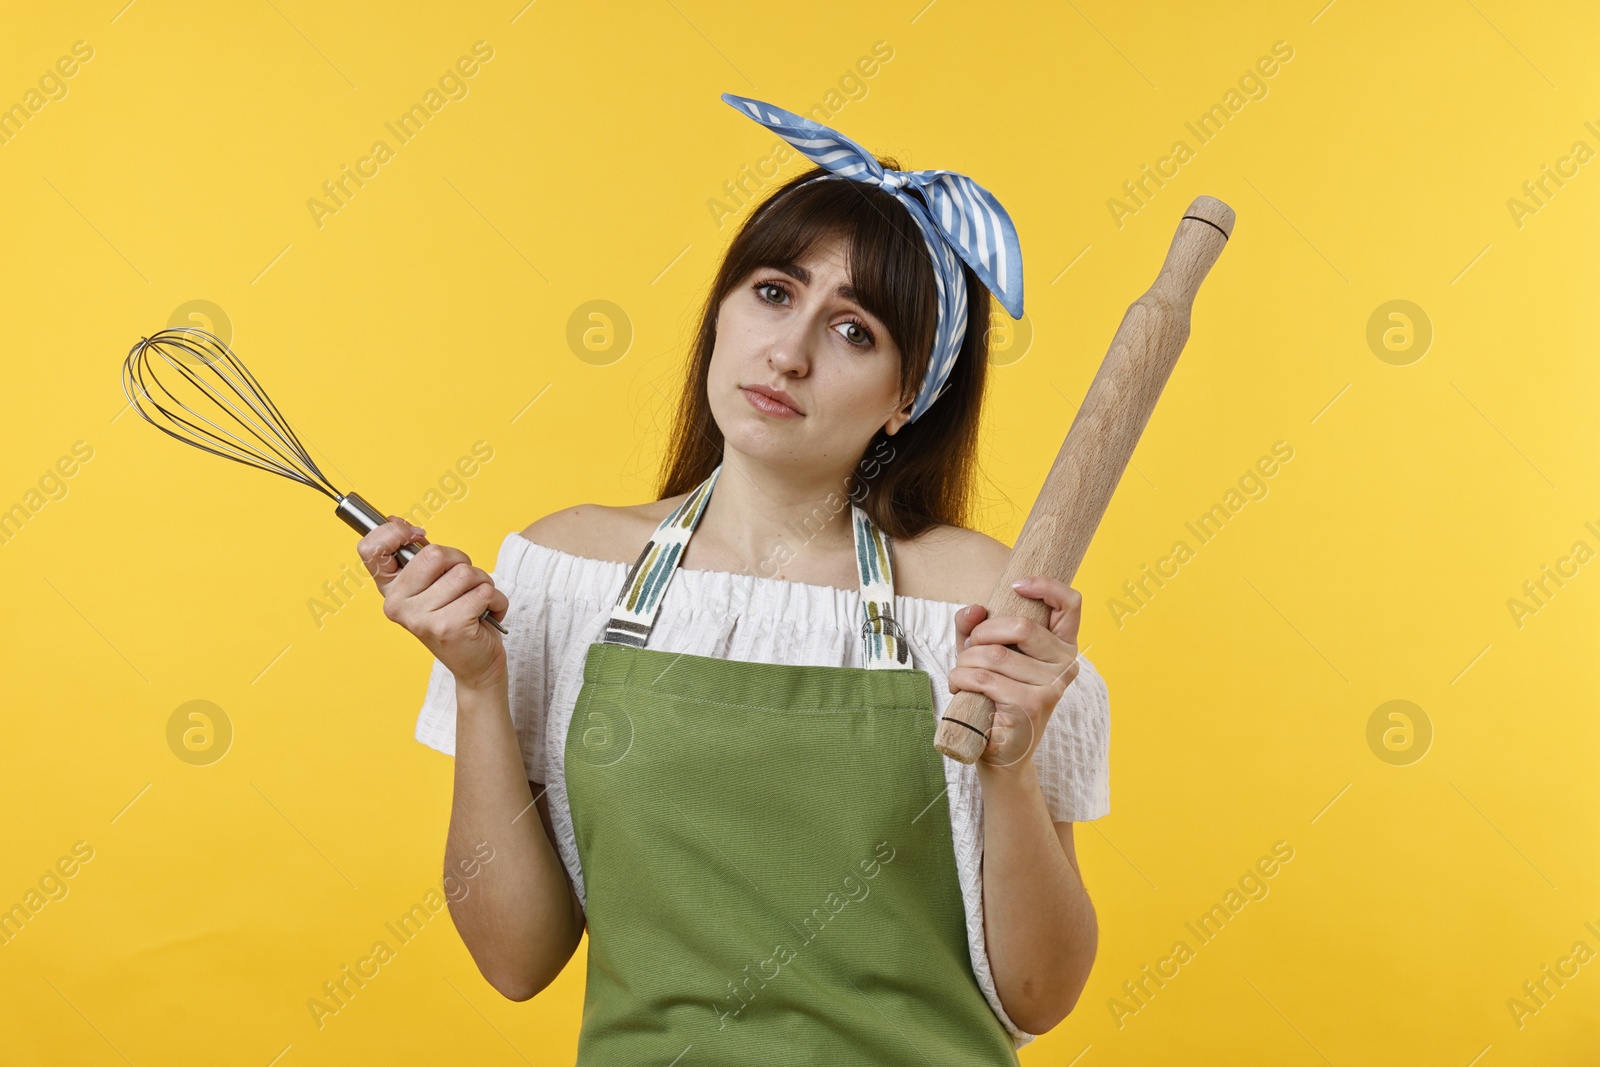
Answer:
[{"left": 601, "top": 462, "right": 910, "bottom": 669}]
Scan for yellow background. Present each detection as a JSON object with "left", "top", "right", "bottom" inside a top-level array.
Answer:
[{"left": 2, "top": 0, "right": 1595, "bottom": 1063}]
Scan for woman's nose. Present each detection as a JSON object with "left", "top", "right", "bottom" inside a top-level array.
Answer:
[{"left": 764, "top": 315, "right": 816, "bottom": 373}]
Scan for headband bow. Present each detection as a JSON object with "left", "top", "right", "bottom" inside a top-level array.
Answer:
[{"left": 720, "top": 92, "right": 1024, "bottom": 423}]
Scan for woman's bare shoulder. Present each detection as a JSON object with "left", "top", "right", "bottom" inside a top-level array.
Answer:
[
  {"left": 518, "top": 495, "right": 687, "bottom": 566},
  {"left": 893, "top": 524, "right": 1011, "bottom": 606}
]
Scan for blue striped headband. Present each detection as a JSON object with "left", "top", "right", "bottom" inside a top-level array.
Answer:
[{"left": 721, "top": 92, "right": 1024, "bottom": 424}]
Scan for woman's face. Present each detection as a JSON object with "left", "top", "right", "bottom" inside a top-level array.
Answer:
[{"left": 707, "top": 231, "right": 913, "bottom": 470}]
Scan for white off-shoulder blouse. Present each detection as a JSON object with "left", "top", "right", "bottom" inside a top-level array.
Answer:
[{"left": 414, "top": 531, "right": 1112, "bottom": 1050}]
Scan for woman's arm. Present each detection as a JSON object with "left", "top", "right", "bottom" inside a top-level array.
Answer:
[
  {"left": 357, "top": 514, "right": 585, "bottom": 1001},
  {"left": 977, "top": 758, "right": 1098, "bottom": 1033},
  {"left": 446, "top": 676, "right": 585, "bottom": 1000},
  {"left": 947, "top": 573, "right": 1100, "bottom": 1033}
]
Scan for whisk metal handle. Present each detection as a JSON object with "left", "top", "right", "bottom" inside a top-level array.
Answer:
[{"left": 335, "top": 491, "right": 510, "bottom": 636}]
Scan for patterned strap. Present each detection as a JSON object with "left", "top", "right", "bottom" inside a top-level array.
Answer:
[
  {"left": 853, "top": 505, "right": 909, "bottom": 669},
  {"left": 601, "top": 466, "right": 720, "bottom": 648},
  {"left": 602, "top": 463, "right": 910, "bottom": 670}
]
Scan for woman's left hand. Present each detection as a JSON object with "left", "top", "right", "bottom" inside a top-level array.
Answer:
[{"left": 949, "top": 576, "right": 1083, "bottom": 770}]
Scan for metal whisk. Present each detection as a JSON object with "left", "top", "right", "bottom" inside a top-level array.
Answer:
[{"left": 121, "top": 327, "right": 509, "bottom": 635}]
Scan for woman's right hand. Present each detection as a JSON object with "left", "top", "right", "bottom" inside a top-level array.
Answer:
[{"left": 357, "top": 516, "right": 510, "bottom": 693}]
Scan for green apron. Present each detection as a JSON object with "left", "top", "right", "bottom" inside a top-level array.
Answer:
[{"left": 563, "top": 462, "right": 1022, "bottom": 1065}]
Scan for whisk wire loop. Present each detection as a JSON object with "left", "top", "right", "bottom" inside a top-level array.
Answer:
[
  {"left": 120, "top": 325, "right": 510, "bottom": 636},
  {"left": 122, "top": 328, "right": 341, "bottom": 499}
]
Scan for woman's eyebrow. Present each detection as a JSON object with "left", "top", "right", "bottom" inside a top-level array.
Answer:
[{"left": 769, "top": 261, "right": 860, "bottom": 303}]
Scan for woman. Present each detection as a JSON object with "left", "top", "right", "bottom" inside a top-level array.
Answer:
[{"left": 361, "top": 96, "right": 1110, "bottom": 1063}]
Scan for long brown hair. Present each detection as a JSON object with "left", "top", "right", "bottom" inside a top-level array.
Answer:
[{"left": 655, "top": 162, "right": 996, "bottom": 542}]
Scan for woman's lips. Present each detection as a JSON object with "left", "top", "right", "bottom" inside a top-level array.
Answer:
[{"left": 742, "top": 387, "right": 802, "bottom": 417}]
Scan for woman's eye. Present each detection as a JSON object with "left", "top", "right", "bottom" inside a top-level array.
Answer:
[
  {"left": 756, "top": 282, "right": 788, "bottom": 304},
  {"left": 837, "top": 321, "right": 873, "bottom": 347}
]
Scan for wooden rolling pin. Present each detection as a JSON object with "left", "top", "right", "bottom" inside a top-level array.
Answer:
[{"left": 935, "top": 195, "right": 1236, "bottom": 764}]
